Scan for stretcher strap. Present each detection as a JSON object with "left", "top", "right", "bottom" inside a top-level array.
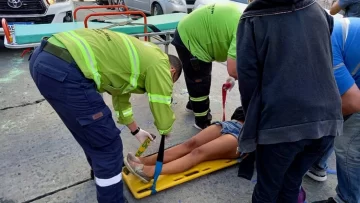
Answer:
[
  {"left": 222, "top": 83, "right": 231, "bottom": 121},
  {"left": 151, "top": 134, "right": 165, "bottom": 194}
]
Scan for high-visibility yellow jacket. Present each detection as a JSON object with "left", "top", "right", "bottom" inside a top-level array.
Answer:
[{"left": 48, "top": 28, "right": 175, "bottom": 135}]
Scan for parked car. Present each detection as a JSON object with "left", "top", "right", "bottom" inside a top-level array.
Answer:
[
  {"left": 193, "top": 0, "right": 247, "bottom": 11},
  {"left": 193, "top": 0, "right": 343, "bottom": 19},
  {"left": 96, "top": 0, "right": 192, "bottom": 15},
  {"left": 0, "top": 0, "right": 74, "bottom": 37}
]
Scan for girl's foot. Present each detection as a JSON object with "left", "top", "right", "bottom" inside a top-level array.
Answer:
[
  {"left": 124, "top": 156, "right": 152, "bottom": 183},
  {"left": 127, "top": 152, "right": 141, "bottom": 164}
]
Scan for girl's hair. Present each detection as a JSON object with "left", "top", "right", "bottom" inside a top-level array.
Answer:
[
  {"left": 167, "top": 54, "right": 183, "bottom": 82},
  {"left": 231, "top": 106, "right": 245, "bottom": 121}
]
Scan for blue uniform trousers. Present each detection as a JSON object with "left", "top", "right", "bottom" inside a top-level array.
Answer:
[{"left": 29, "top": 40, "right": 125, "bottom": 203}]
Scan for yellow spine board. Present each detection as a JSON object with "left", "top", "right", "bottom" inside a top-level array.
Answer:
[{"left": 122, "top": 159, "right": 238, "bottom": 199}]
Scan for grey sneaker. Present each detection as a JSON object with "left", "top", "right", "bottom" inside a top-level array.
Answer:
[
  {"left": 312, "top": 197, "right": 336, "bottom": 203},
  {"left": 306, "top": 166, "right": 327, "bottom": 182},
  {"left": 123, "top": 156, "right": 151, "bottom": 183}
]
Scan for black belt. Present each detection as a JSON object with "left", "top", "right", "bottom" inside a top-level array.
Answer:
[{"left": 43, "top": 41, "right": 74, "bottom": 64}]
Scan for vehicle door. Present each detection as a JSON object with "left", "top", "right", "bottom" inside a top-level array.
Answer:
[
  {"left": 133, "top": 0, "right": 151, "bottom": 13},
  {"left": 124, "top": 0, "right": 135, "bottom": 9}
]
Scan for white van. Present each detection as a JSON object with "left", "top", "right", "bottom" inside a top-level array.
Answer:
[{"left": 0, "top": 0, "right": 74, "bottom": 36}]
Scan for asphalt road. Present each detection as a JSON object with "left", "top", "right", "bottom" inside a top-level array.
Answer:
[{"left": 0, "top": 3, "right": 339, "bottom": 203}]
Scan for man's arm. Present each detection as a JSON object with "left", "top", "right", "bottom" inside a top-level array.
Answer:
[
  {"left": 236, "top": 18, "right": 258, "bottom": 114},
  {"left": 332, "top": 54, "right": 360, "bottom": 116},
  {"left": 341, "top": 84, "right": 360, "bottom": 115},
  {"left": 227, "top": 33, "right": 238, "bottom": 80},
  {"left": 112, "top": 93, "right": 138, "bottom": 131},
  {"left": 227, "top": 58, "right": 238, "bottom": 79},
  {"left": 145, "top": 60, "right": 175, "bottom": 135},
  {"left": 332, "top": 37, "right": 360, "bottom": 115},
  {"left": 330, "top": 0, "right": 355, "bottom": 15},
  {"left": 330, "top": 0, "right": 342, "bottom": 15}
]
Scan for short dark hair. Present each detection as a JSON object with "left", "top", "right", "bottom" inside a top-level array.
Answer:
[
  {"left": 231, "top": 106, "right": 245, "bottom": 122},
  {"left": 168, "top": 54, "right": 183, "bottom": 82}
]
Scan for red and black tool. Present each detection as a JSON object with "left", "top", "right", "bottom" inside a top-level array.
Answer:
[{"left": 222, "top": 83, "right": 232, "bottom": 121}]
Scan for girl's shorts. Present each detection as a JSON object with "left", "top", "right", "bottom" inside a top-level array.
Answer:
[{"left": 212, "top": 120, "right": 242, "bottom": 139}]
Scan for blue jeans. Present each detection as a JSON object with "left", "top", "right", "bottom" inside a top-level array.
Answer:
[
  {"left": 334, "top": 113, "right": 360, "bottom": 203},
  {"left": 29, "top": 40, "right": 125, "bottom": 203},
  {"left": 312, "top": 113, "right": 360, "bottom": 203},
  {"left": 313, "top": 145, "right": 334, "bottom": 170},
  {"left": 252, "top": 136, "right": 334, "bottom": 203}
]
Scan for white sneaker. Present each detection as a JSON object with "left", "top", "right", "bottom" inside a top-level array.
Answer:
[{"left": 306, "top": 166, "right": 327, "bottom": 182}]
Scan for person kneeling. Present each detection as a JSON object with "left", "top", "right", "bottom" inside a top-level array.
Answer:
[{"left": 124, "top": 107, "right": 245, "bottom": 183}]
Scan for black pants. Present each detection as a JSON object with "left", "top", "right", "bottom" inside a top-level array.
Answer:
[
  {"left": 172, "top": 30, "right": 212, "bottom": 125},
  {"left": 252, "top": 136, "right": 334, "bottom": 203}
]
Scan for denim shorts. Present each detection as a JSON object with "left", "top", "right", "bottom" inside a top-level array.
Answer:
[{"left": 212, "top": 120, "right": 242, "bottom": 139}]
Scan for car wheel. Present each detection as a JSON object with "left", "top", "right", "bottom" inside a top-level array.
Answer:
[
  {"left": 151, "top": 3, "right": 164, "bottom": 15},
  {"left": 95, "top": 0, "right": 103, "bottom": 5}
]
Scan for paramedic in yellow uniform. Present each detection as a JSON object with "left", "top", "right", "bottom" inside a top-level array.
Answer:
[
  {"left": 28, "top": 28, "right": 183, "bottom": 203},
  {"left": 171, "top": 2, "right": 242, "bottom": 129}
]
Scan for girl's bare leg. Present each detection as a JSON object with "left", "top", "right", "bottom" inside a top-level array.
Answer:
[
  {"left": 139, "top": 125, "right": 223, "bottom": 165},
  {"left": 142, "top": 134, "right": 239, "bottom": 176}
]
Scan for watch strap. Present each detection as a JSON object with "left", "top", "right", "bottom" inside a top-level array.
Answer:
[{"left": 131, "top": 127, "right": 140, "bottom": 135}]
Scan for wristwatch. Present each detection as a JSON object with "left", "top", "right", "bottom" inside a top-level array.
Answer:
[{"left": 131, "top": 127, "right": 140, "bottom": 135}]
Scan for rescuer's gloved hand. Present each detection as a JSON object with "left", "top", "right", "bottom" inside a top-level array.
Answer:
[
  {"left": 224, "top": 76, "right": 236, "bottom": 92},
  {"left": 134, "top": 128, "right": 154, "bottom": 143}
]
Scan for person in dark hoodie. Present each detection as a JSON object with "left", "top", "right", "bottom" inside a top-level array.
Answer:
[{"left": 236, "top": 0, "right": 343, "bottom": 202}]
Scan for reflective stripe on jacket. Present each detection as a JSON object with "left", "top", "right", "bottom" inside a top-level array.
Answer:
[{"left": 52, "top": 28, "right": 175, "bottom": 135}]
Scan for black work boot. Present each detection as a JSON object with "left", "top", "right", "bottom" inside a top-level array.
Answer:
[
  {"left": 194, "top": 112, "right": 212, "bottom": 130},
  {"left": 185, "top": 100, "right": 193, "bottom": 112}
]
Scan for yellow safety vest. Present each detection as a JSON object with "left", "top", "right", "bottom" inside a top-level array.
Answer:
[{"left": 49, "top": 28, "right": 175, "bottom": 135}]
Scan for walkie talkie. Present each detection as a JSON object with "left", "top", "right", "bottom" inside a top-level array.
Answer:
[{"left": 188, "top": 40, "right": 201, "bottom": 71}]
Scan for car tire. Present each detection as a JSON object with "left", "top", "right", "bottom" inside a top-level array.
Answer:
[
  {"left": 95, "top": 0, "right": 103, "bottom": 5},
  {"left": 151, "top": 3, "right": 164, "bottom": 15}
]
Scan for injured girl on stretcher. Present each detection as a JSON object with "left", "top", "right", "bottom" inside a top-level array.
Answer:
[{"left": 124, "top": 107, "right": 245, "bottom": 183}]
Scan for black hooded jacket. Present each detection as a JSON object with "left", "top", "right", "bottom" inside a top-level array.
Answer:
[{"left": 236, "top": 0, "right": 343, "bottom": 153}]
